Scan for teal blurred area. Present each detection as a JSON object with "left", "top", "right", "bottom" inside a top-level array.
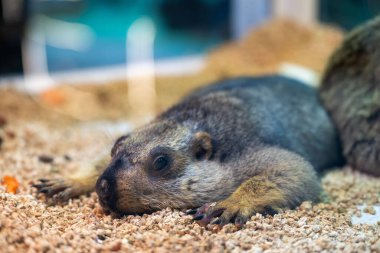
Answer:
[
  {"left": 37, "top": 0, "right": 230, "bottom": 72},
  {"left": 319, "top": 0, "right": 380, "bottom": 30}
]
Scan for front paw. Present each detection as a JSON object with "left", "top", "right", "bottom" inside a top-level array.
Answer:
[
  {"left": 189, "top": 200, "right": 279, "bottom": 228},
  {"left": 191, "top": 201, "right": 251, "bottom": 228},
  {"left": 32, "top": 178, "right": 81, "bottom": 204}
]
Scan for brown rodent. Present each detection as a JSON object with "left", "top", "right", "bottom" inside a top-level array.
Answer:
[
  {"left": 33, "top": 16, "right": 379, "bottom": 227},
  {"left": 34, "top": 75, "right": 343, "bottom": 226},
  {"left": 320, "top": 16, "right": 380, "bottom": 177}
]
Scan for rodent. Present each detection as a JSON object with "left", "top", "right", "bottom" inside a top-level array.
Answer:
[
  {"left": 319, "top": 16, "right": 380, "bottom": 177},
  {"left": 33, "top": 16, "right": 379, "bottom": 227}
]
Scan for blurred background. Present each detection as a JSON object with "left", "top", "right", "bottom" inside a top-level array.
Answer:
[
  {"left": 1, "top": 0, "right": 380, "bottom": 77},
  {"left": 0, "top": 0, "right": 379, "bottom": 123}
]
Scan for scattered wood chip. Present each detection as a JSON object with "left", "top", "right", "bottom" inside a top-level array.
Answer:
[
  {"left": 38, "top": 155, "right": 54, "bottom": 164},
  {"left": 63, "top": 154, "right": 72, "bottom": 161},
  {"left": 364, "top": 206, "right": 377, "bottom": 215}
]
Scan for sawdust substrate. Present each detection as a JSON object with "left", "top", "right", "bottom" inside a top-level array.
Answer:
[{"left": 0, "top": 117, "right": 380, "bottom": 253}]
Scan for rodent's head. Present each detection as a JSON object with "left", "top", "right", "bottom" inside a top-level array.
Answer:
[{"left": 95, "top": 120, "right": 231, "bottom": 215}]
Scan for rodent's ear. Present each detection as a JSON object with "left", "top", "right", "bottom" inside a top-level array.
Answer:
[
  {"left": 111, "top": 134, "right": 130, "bottom": 157},
  {"left": 191, "top": 132, "right": 213, "bottom": 160}
]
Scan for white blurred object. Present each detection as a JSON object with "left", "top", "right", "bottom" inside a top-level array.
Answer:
[
  {"left": 21, "top": 30, "right": 54, "bottom": 93},
  {"left": 279, "top": 63, "right": 319, "bottom": 87},
  {"left": 32, "top": 15, "right": 94, "bottom": 51},
  {"left": 351, "top": 205, "right": 380, "bottom": 225},
  {"left": 126, "top": 16, "right": 157, "bottom": 123},
  {"left": 272, "top": 0, "right": 317, "bottom": 24},
  {"left": 21, "top": 14, "right": 95, "bottom": 93},
  {"left": 231, "top": 0, "right": 317, "bottom": 39},
  {"left": 231, "top": 0, "right": 270, "bottom": 39}
]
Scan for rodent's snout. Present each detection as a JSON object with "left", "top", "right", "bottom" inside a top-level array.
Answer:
[{"left": 95, "top": 176, "right": 117, "bottom": 213}]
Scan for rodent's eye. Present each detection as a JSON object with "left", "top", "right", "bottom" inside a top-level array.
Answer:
[{"left": 153, "top": 155, "right": 170, "bottom": 171}]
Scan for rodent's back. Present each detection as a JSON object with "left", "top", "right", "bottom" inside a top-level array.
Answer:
[
  {"left": 320, "top": 16, "right": 380, "bottom": 176},
  {"left": 160, "top": 75, "right": 343, "bottom": 171}
]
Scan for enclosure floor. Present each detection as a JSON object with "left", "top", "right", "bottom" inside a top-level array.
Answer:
[{"left": 0, "top": 118, "right": 380, "bottom": 253}]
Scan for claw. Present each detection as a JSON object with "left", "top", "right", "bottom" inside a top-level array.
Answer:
[
  {"left": 190, "top": 202, "right": 252, "bottom": 229},
  {"left": 210, "top": 218, "right": 221, "bottom": 225},
  {"left": 194, "top": 203, "right": 212, "bottom": 215},
  {"left": 191, "top": 203, "right": 225, "bottom": 227},
  {"left": 234, "top": 216, "right": 248, "bottom": 228},
  {"left": 31, "top": 183, "right": 43, "bottom": 189},
  {"left": 52, "top": 187, "right": 73, "bottom": 203},
  {"left": 208, "top": 208, "right": 225, "bottom": 218},
  {"left": 193, "top": 214, "right": 204, "bottom": 220},
  {"left": 32, "top": 178, "right": 72, "bottom": 202},
  {"left": 185, "top": 209, "right": 197, "bottom": 215},
  {"left": 32, "top": 182, "right": 54, "bottom": 189},
  {"left": 218, "top": 213, "right": 237, "bottom": 226}
]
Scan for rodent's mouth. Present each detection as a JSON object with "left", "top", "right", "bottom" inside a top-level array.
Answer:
[
  {"left": 98, "top": 196, "right": 122, "bottom": 215},
  {"left": 98, "top": 197, "right": 160, "bottom": 217},
  {"left": 98, "top": 201, "right": 133, "bottom": 218}
]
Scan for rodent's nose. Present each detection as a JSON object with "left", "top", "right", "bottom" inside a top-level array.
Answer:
[
  {"left": 96, "top": 177, "right": 115, "bottom": 210},
  {"left": 98, "top": 179, "right": 110, "bottom": 197}
]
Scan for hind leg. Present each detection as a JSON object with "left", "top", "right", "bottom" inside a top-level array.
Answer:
[
  {"left": 191, "top": 148, "right": 322, "bottom": 227},
  {"left": 33, "top": 156, "right": 109, "bottom": 203}
]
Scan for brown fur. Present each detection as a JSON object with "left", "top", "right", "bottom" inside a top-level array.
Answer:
[
  {"left": 195, "top": 147, "right": 320, "bottom": 226},
  {"left": 320, "top": 16, "right": 380, "bottom": 176}
]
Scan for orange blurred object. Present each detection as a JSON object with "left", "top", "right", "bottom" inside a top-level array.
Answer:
[
  {"left": 40, "top": 89, "right": 66, "bottom": 106},
  {"left": 2, "top": 175, "right": 19, "bottom": 194}
]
